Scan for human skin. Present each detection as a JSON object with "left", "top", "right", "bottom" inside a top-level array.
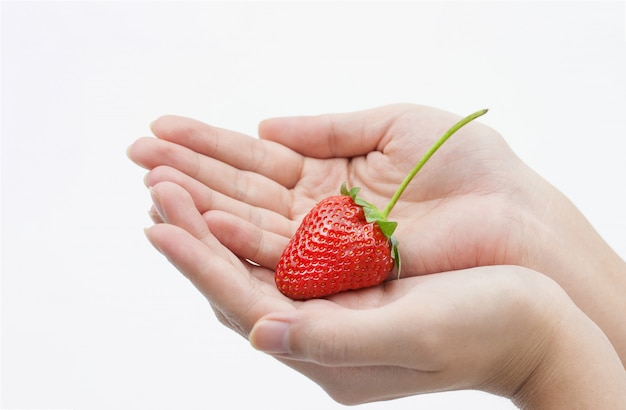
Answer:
[
  {"left": 143, "top": 180, "right": 626, "bottom": 407},
  {"left": 128, "top": 104, "right": 626, "bottom": 367}
]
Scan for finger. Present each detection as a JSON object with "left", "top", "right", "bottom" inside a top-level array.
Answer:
[
  {"left": 249, "top": 290, "right": 439, "bottom": 368},
  {"left": 128, "top": 136, "right": 194, "bottom": 171},
  {"left": 132, "top": 137, "right": 294, "bottom": 216},
  {"left": 149, "top": 181, "right": 212, "bottom": 243},
  {"left": 249, "top": 269, "right": 524, "bottom": 369},
  {"left": 145, "top": 184, "right": 295, "bottom": 334},
  {"left": 258, "top": 104, "right": 419, "bottom": 158},
  {"left": 146, "top": 165, "right": 295, "bottom": 237},
  {"left": 204, "top": 210, "right": 289, "bottom": 270},
  {"left": 148, "top": 205, "right": 162, "bottom": 224},
  {"left": 149, "top": 181, "right": 245, "bottom": 265},
  {"left": 150, "top": 115, "right": 304, "bottom": 189},
  {"left": 145, "top": 223, "right": 282, "bottom": 335}
]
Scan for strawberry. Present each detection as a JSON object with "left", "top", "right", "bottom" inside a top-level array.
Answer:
[
  {"left": 275, "top": 109, "right": 488, "bottom": 300},
  {"left": 275, "top": 184, "right": 399, "bottom": 300}
]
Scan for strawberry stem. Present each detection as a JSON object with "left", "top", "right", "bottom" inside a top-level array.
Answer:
[{"left": 381, "top": 108, "right": 488, "bottom": 218}]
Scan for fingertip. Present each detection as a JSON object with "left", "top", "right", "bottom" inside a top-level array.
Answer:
[
  {"left": 126, "top": 138, "right": 143, "bottom": 162},
  {"left": 149, "top": 115, "right": 171, "bottom": 135},
  {"left": 257, "top": 118, "right": 271, "bottom": 136},
  {"left": 249, "top": 318, "right": 291, "bottom": 355},
  {"left": 143, "top": 225, "right": 163, "bottom": 254},
  {"left": 258, "top": 116, "right": 294, "bottom": 142},
  {"left": 126, "top": 142, "right": 135, "bottom": 159},
  {"left": 142, "top": 171, "right": 151, "bottom": 188},
  {"left": 150, "top": 115, "right": 201, "bottom": 140},
  {"left": 127, "top": 136, "right": 161, "bottom": 169}
]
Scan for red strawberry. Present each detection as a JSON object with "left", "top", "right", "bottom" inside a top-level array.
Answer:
[
  {"left": 275, "top": 185, "right": 398, "bottom": 300},
  {"left": 275, "top": 109, "right": 488, "bottom": 300}
]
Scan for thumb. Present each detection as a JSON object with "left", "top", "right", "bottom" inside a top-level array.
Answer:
[
  {"left": 249, "top": 307, "right": 430, "bottom": 368},
  {"left": 258, "top": 105, "right": 414, "bottom": 159}
]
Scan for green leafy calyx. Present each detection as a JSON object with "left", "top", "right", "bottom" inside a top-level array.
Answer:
[{"left": 340, "top": 182, "right": 398, "bottom": 238}]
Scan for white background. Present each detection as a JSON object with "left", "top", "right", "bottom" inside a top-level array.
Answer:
[{"left": 2, "top": 1, "right": 625, "bottom": 409}]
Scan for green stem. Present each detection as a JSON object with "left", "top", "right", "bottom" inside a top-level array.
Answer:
[{"left": 381, "top": 108, "right": 489, "bottom": 218}]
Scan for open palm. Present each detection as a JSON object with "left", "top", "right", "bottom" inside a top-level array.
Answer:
[{"left": 130, "top": 104, "right": 544, "bottom": 278}]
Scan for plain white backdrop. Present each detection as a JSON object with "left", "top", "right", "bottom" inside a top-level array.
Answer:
[{"left": 2, "top": 1, "right": 625, "bottom": 409}]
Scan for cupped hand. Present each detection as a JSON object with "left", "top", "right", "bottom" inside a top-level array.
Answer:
[
  {"left": 144, "top": 181, "right": 626, "bottom": 407},
  {"left": 141, "top": 182, "right": 540, "bottom": 403},
  {"left": 128, "top": 103, "right": 626, "bottom": 363},
  {"left": 130, "top": 104, "right": 539, "bottom": 277}
]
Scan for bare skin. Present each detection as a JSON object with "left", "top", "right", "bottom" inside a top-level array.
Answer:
[
  {"left": 143, "top": 181, "right": 626, "bottom": 407},
  {"left": 129, "top": 104, "right": 626, "bottom": 406}
]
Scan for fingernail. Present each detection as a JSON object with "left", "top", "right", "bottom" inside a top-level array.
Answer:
[
  {"left": 143, "top": 172, "right": 151, "bottom": 188},
  {"left": 148, "top": 205, "right": 161, "bottom": 223},
  {"left": 250, "top": 319, "right": 290, "bottom": 355},
  {"left": 149, "top": 187, "right": 165, "bottom": 221}
]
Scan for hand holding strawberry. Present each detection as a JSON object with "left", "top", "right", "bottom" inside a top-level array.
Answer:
[
  {"left": 144, "top": 183, "right": 626, "bottom": 407},
  {"left": 130, "top": 104, "right": 626, "bottom": 368},
  {"left": 275, "top": 109, "right": 488, "bottom": 299},
  {"left": 134, "top": 104, "right": 626, "bottom": 407}
]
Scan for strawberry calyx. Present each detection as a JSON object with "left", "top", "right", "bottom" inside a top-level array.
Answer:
[{"left": 341, "top": 182, "right": 401, "bottom": 277}]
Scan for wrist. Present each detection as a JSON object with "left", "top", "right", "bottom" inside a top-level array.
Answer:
[
  {"left": 518, "top": 173, "right": 626, "bottom": 364},
  {"left": 512, "top": 289, "right": 626, "bottom": 409}
]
